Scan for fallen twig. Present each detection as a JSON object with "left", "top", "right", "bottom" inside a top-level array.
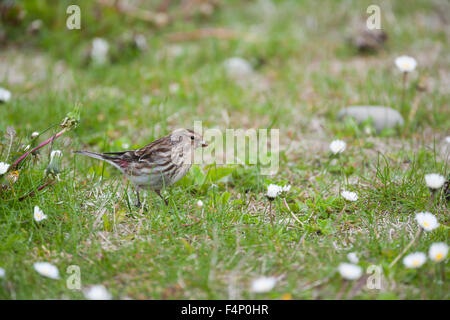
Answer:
[
  {"left": 282, "top": 198, "right": 304, "bottom": 226},
  {"left": 181, "top": 215, "right": 201, "bottom": 227},
  {"left": 167, "top": 28, "right": 237, "bottom": 42},
  {"left": 97, "top": 0, "right": 169, "bottom": 27},
  {"left": 19, "top": 180, "right": 55, "bottom": 201},
  {"left": 332, "top": 205, "right": 347, "bottom": 228},
  {"left": 347, "top": 275, "right": 369, "bottom": 299},
  {"left": 389, "top": 228, "right": 423, "bottom": 268}
]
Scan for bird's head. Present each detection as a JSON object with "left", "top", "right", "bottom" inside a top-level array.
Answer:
[{"left": 171, "top": 128, "right": 208, "bottom": 150}]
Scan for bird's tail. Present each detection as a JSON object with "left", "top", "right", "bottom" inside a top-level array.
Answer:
[
  {"left": 72, "top": 150, "right": 124, "bottom": 171},
  {"left": 72, "top": 150, "right": 108, "bottom": 161}
]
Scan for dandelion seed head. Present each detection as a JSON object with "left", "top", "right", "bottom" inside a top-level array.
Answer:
[
  {"left": 338, "top": 263, "right": 362, "bottom": 280},
  {"left": 33, "top": 262, "right": 60, "bottom": 279},
  {"left": 83, "top": 285, "right": 112, "bottom": 300},
  {"left": 0, "top": 87, "right": 11, "bottom": 102},
  {"left": 341, "top": 190, "right": 358, "bottom": 202},
  {"left": 250, "top": 277, "right": 277, "bottom": 293},
  {"left": 424, "top": 173, "right": 445, "bottom": 189},
  {"left": 330, "top": 140, "right": 346, "bottom": 154},
  {"left": 266, "top": 184, "right": 281, "bottom": 199},
  {"left": 347, "top": 252, "right": 359, "bottom": 264}
]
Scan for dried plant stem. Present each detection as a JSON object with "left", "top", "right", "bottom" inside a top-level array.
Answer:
[
  {"left": 282, "top": 197, "right": 304, "bottom": 226},
  {"left": 347, "top": 275, "right": 369, "bottom": 299},
  {"left": 407, "top": 95, "right": 421, "bottom": 123},
  {"left": 6, "top": 132, "right": 13, "bottom": 162},
  {"left": 269, "top": 200, "right": 274, "bottom": 226},
  {"left": 401, "top": 72, "right": 407, "bottom": 109},
  {"left": 11, "top": 128, "right": 66, "bottom": 171},
  {"left": 167, "top": 28, "right": 237, "bottom": 42},
  {"left": 389, "top": 228, "right": 423, "bottom": 268},
  {"left": 336, "top": 280, "right": 349, "bottom": 300},
  {"left": 18, "top": 180, "right": 55, "bottom": 201},
  {"left": 97, "top": 0, "right": 169, "bottom": 27},
  {"left": 333, "top": 204, "right": 346, "bottom": 228}
]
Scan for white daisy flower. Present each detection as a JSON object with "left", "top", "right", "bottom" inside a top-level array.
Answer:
[
  {"left": 428, "top": 242, "right": 448, "bottom": 263},
  {"left": 223, "top": 57, "right": 253, "bottom": 79},
  {"left": 329, "top": 140, "right": 346, "bottom": 154},
  {"left": 347, "top": 252, "right": 359, "bottom": 264},
  {"left": 415, "top": 212, "right": 439, "bottom": 232},
  {"left": 341, "top": 190, "right": 358, "bottom": 202},
  {"left": 250, "top": 276, "right": 277, "bottom": 293},
  {"left": 395, "top": 55, "right": 417, "bottom": 73},
  {"left": 83, "top": 285, "right": 112, "bottom": 300},
  {"left": 31, "top": 131, "right": 39, "bottom": 139},
  {"left": 33, "top": 206, "right": 47, "bottom": 222},
  {"left": 403, "top": 252, "right": 426, "bottom": 268},
  {"left": 0, "top": 87, "right": 11, "bottom": 102},
  {"left": 134, "top": 34, "right": 147, "bottom": 51},
  {"left": 91, "top": 38, "right": 109, "bottom": 65},
  {"left": 266, "top": 184, "right": 282, "bottom": 200},
  {"left": 0, "top": 267, "right": 5, "bottom": 278},
  {"left": 445, "top": 136, "right": 450, "bottom": 144},
  {"left": 169, "top": 82, "right": 180, "bottom": 94},
  {"left": 338, "top": 263, "right": 362, "bottom": 280},
  {"left": 424, "top": 173, "right": 445, "bottom": 189},
  {"left": 167, "top": 45, "right": 184, "bottom": 58},
  {"left": 281, "top": 185, "right": 291, "bottom": 193},
  {"left": 197, "top": 200, "right": 204, "bottom": 208},
  {"left": 33, "top": 262, "right": 60, "bottom": 279},
  {"left": 0, "top": 162, "right": 10, "bottom": 175}
]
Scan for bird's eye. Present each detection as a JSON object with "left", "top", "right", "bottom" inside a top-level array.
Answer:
[{"left": 190, "top": 136, "right": 195, "bottom": 140}]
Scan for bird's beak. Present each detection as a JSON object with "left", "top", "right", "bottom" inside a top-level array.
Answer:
[{"left": 201, "top": 141, "right": 208, "bottom": 147}]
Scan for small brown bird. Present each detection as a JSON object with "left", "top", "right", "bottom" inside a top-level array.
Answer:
[
  {"left": 351, "top": 28, "right": 388, "bottom": 53},
  {"left": 444, "top": 175, "right": 450, "bottom": 202},
  {"left": 74, "top": 129, "right": 207, "bottom": 207}
]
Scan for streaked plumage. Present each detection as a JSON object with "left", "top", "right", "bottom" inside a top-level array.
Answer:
[
  {"left": 444, "top": 175, "right": 450, "bottom": 202},
  {"left": 74, "top": 128, "right": 207, "bottom": 207},
  {"left": 350, "top": 27, "right": 388, "bottom": 53}
]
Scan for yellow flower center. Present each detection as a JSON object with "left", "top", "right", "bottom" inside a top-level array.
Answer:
[
  {"left": 401, "top": 62, "right": 410, "bottom": 69},
  {"left": 436, "top": 253, "right": 443, "bottom": 260},
  {"left": 423, "top": 221, "right": 429, "bottom": 227},
  {"left": 412, "top": 260, "right": 420, "bottom": 266}
]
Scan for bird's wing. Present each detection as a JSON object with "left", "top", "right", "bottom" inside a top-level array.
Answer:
[
  {"left": 133, "top": 135, "right": 174, "bottom": 166},
  {"left": 104, "top": 135, "right": 174, "bottom": 174}
]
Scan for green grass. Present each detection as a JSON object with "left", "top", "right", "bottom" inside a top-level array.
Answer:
[{"left": 0, "top": 0, "right": 449, "bottom": 299}]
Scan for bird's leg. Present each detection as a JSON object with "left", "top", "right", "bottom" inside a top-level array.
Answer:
[
  {"left": 135, "top": 190, "right": 142, "bottom": 208},
  {"left": 155, "top": 189, "right": 168, "bottom": 205}
]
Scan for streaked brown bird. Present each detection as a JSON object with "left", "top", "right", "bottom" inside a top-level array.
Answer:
[
  {"left": 74, "top": 129, "right": 207, "bottom": 207},
  {"left": 444, "top": 175, "right": 450, "bottom": 202},
  {"left": 350, "top": 27, "right": 388, "bottom": 53}
]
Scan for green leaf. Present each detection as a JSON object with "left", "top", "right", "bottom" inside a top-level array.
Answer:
[
  {"left": 205, "top": 165, "right": 235, "bottom": 183},
  {"left": 220, "top": 191, "right": 231, "bottom": 206},
  {"left": 102, "top": 213, "right": 112, "bottom": 232}
]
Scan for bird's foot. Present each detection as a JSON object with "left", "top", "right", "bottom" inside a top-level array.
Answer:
[{"left": 134, "top": 202, "right": 149, "bottom": 213}]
